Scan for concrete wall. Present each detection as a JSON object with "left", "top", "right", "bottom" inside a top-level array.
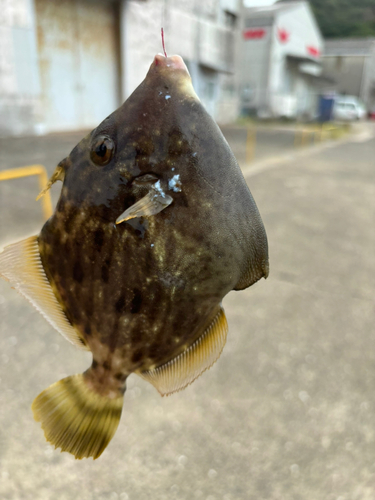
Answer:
[
  {"left": 271, "top": 2, "right": 323, "bottom": 89},
  {"left": 0, "top": 0, "right": 239, "bottom": 136},
  {"left": 273, "top": 3, "right": 323, "bottom": 66},
  {"left": 321, "top": 44, "right": 375, "bottom": 111},
  {"left": 270, "top": 2, "right": 323, "bottom": 118},
  {"left": 322, "top": 56, "right": 366, "bottom": 97},
  {"left": 239, "top": 1, "right": 323, "bottom": 119},
  {"left": 0, "top": 0, "right": 120, "bottom": 136},
  {"left": 363, "top": 44, "right": 375, "bottom": 110},
  {"left": 239, "top": 8, "right": 273, "bottom": 114},
  {"left": 121, "top": 0, "right": 238, "bottom": 123},
  {"left": 0, "top": 0, "right": 40, "bottom": 136},
  {"left": 35, "top": 0, "right": 121, "bottom": 133}
]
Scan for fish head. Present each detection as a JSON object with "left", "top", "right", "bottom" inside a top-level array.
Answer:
[
  {"left": 47, "top": 54, "right": 199, "bottom": 225},
  {"left": 41, "top": 52, "right": 268, "bottom": 294}
]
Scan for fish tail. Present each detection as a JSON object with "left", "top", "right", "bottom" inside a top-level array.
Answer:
[{"left": 32, "top": 373, "right": 124, "bottom": 460}]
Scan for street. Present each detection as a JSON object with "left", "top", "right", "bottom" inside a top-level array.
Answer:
[{"left": 0, "top": 124, "right": 374, "bottom": 499}]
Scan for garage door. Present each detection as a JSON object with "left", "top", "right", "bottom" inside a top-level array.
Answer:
[{"left": 35, "top": 0, "right": 120, "bottom": 132}]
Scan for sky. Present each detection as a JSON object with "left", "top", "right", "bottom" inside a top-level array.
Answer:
[{"left": 243, "top": 0, "right": 277, "bottom": 6}]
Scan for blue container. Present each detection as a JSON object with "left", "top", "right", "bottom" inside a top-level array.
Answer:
[{"left": 318, "top": 95, "right": 335, "bottom": 122}]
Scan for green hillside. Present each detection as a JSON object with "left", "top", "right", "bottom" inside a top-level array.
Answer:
[{"left": 309, "top": 0, "right": 375, "bottom": 38}]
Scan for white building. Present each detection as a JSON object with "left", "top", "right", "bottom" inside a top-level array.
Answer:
[
  {"left": 0, "top": 0, "right": 41, "bottom": 136},
  {"left": 124, "top": 0, "right": 240, "bottom": 123},
  {"left": 239, "top": 0, "right": 325, "bottom": 119},
  {"left": 0, "top": 0, "right": 239, "bottom": 137}
]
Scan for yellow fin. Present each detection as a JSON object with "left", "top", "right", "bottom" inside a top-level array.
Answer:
[
  {"left": 139, "top": 306, "right": 228, "bottom": 396},
  {"left": 36, "top": 163, "right": 65, "bottom": 201},
  {"left": 116, "top": 184, "right": 173, "bottom": 224},
  {"left": 32, "top": 374, "right": 124, "bottom": 459},
  {"left": 0, "top": 236, "right": 88, "bottom": 350}
]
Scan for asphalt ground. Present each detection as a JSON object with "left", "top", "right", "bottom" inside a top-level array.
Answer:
[
  {"left": 220, "top": 125, "right": 297, "bottom": 164},
  {"left": 0, "top": 124, "right": 374, "bottom": 499}
]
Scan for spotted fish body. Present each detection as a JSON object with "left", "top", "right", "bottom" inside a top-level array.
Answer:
[{"left": 0, "top": 54, "right": 268, "bottom": 459}]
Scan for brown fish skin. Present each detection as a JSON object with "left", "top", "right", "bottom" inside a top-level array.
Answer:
[
  {"left": 0, "top": 54, "right": 268, "bottom": 458},
  {"left": 38, "top": 54, "right": 268, "bottom": 397}
]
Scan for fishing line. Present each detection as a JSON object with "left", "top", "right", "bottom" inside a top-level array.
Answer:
[
  {"left": 161, "top": 28, "right": 167, "bottom": 57},
  {"left": 161, "top": 0, "right": 168, "bottom": 56}
]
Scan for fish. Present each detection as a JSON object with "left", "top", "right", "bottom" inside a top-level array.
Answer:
[{"left": 0, "top": 53, "right": 269, "bottom": 459}]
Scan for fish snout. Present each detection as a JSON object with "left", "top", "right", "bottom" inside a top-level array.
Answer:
[
  {"left": 153, "top": 54, "right": 190, "bottom": 75},
  {"left": 148, "top": 53, "right": 197, "bottom": 100}
]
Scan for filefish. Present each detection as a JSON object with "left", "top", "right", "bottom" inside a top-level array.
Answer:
[{"left": 0, "top": 54, "right": 269, "bottom": 459}]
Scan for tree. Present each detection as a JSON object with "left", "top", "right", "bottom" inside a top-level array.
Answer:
[{"left": 308, "top": 0, "right": 375, "bottom": 38}]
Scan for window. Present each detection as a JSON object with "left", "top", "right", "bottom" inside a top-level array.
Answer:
[{"left": 245, "top": 16, "right": 273, "bottom": 28}]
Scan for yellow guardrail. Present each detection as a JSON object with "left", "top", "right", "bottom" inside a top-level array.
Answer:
[
  {"left": 0, "top": 164, "right": 53, "bottom": 220},
  {"left": 246, "top": 128, "right": 256, "bottom": 163},
  {"left": 294, "top": 123, "right": 349, "bottom": 147}
]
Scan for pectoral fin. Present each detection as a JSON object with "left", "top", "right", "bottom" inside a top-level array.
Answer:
[
  {"left": 0, "top": 236, "right": 88, "bottom": 350},
  {"left": 116, "top": 185, "right": 173, "bottom": 224},
  {"left": 36, "top": 163, "right": 65, "bottom": 201},
  {"left": 138, "top": 306, "right": 228, "bottom": 396}
]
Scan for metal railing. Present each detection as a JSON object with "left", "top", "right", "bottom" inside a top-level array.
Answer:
[
  {"left": 0, "top": 165, "right": 53, "bottom": 220},
  {"left": 294, "top": 123, "right": 350, "bottom": 147}
]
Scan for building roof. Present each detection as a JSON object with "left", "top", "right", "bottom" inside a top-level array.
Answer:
[
  {"left": 243, "top": 1, "right": 323, "bottom": 44},
  {"left": 243, "top": 1, "right": 304, "bottom": 17},
  {"left": 324, "top": 38, "right": 375, "bottom": 56}
]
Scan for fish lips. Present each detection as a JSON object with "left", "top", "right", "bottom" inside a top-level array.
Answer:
[{"left": 152, "top": 54, "right": 190, "bottom": 74}]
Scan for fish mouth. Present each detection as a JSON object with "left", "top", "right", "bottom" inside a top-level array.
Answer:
[
  {"left": 153, "top": 54, "right": 190, "bottom": 75},
  {"left": 147, "top": 54, "right": 197, "bottom": 101}
]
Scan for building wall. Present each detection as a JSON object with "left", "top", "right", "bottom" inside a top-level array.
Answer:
[
  {"left": 0, "top": 0, "right": 239, "bottom": 136},
  {"left": 215, "top": 72, "right": 240, "bottom": 124},
  {"left": 321, "top": 45, "right": 375, "bottom": 111},
  {"left": 35, "top": 0, "right": 121, "bottom": 133},
  {"left": 239, "top": 8, "right": 273, "bottom": 115},
  {"left": 322, "top": 56, "right": 366, "bottom": 97},
  {"left": 239, "top": 1, "right": 323, "bottom": 119},
  {"left": 272, "top": 3, "right": 323, "bottom": 70},
  {"left": 0, "top": 0, "right": 40, "bottom": 136},
  {"left": 270, "top": 2, "right": 323, "bottom": 118},
  {"left": 363, "top": 44, "right": 375, "bottom": 110},
  {"left": 0, "top": 0, "right": 120, "bottom": 136},
  {"left": 121, "top": 0, "right": 238, "bottom": 123}
]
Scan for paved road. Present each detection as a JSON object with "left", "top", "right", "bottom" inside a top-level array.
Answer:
[
  {"left": 221, "top": 125, "right": 297, "bottom": 164},
  {"left": 0, "top": 124, "right": 374, "bottom": 499}
]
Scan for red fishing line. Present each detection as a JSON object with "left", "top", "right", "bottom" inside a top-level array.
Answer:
[{"left": 161, "top": 27, "right": 167, "bottom": 57}]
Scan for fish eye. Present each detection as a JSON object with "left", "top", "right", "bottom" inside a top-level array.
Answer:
[{"left": 90, "top": 136, "right": 115, "bottom": 166}]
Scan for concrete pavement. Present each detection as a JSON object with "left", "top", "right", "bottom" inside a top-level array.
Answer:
[{"left": 0, "top": 124, "right": 374, "bottom": 499}]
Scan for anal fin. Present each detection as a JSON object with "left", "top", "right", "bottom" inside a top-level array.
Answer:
[
  {"left": 0, "top": 236, "right": 88, "bottom": 350},
  {"left": 138, "top": 306, "right": 228, "bottom": 396}
]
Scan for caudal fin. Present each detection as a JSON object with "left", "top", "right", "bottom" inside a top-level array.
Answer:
[{"left": 32, "top": 374, "right": 124, "bottom": 459}]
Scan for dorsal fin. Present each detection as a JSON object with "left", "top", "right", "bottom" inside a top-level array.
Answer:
[
  {"left": 0, "top": 236, "right": 88, "bottom": 350},
  {"left": 138, "top": 306, "right": 228, "bottom": 396}
]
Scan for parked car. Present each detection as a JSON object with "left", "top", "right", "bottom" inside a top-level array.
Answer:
[{"left": 333, "top": 96, "right": 367, "bottom": 121}]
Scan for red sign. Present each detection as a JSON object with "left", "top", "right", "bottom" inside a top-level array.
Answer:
[
  {"left": 307, "top": 45, "right": 320, "bottom": 57},
  {"left": 243, "top": 29, "right": 266, "bottom": 40},
  {"left": 277, "top": 28, "right": 290, "bottom": 43}
]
